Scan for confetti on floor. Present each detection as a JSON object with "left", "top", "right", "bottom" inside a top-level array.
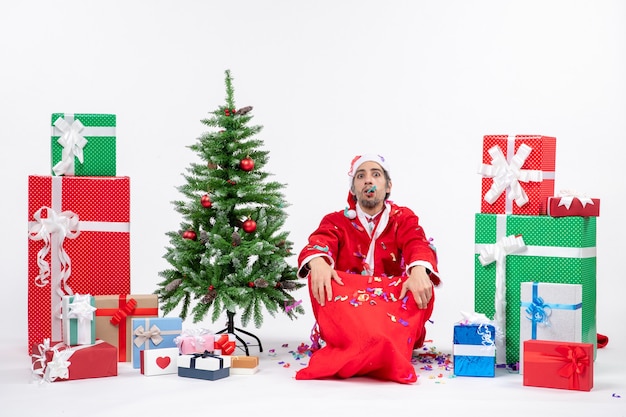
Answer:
[
  {"left": 268, "top": 339, "right": 455, "bottom": 383},
  {"left": 411, "top": 340, "right": 455, "bottom": 382}
]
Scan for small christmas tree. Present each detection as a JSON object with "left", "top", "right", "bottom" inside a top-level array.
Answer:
[{"left": 156, "top": 70, "right": 305, "bottom": 342}]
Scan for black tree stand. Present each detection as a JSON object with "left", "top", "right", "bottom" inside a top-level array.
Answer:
[{"left": 215, "top": 311, "right": 263, "bottom": 356}]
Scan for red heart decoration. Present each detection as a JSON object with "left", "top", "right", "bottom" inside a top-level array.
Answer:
[{"left": 156, "top": 356, "right": 171, "bottom": 369}]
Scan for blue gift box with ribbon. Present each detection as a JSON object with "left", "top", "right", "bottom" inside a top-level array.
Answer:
[
  {"left": 178, "top": 352, "right": 231, "bottom": 381},
  {"left": 519, "top": 282, "right": 582, "bottom": 373},
  {"left": 131, "top": 317, "right": 182, "bottom": 369},
  {"left": 453, "top": 323, "right": 496, "bottom": 377}
]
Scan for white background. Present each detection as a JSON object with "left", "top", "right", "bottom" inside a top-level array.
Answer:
[{"left": 1, "top": 1, "right": 625, "bottom": 415}]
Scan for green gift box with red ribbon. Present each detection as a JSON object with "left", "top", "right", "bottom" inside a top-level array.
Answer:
[
  {"left": 51, "top": 113, "right": 116, "bottom": 176},
  {"left": 27, "top": 175, "right": 131, "bottom": 352},
  {"left": 474, "top": 213, "right": 596, "bottom": 365}
]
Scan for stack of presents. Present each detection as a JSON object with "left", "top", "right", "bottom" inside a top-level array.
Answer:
[
  {"left": 452, "top": 134, "right": 599, "bottom": 391},
  {"left": 28, "top": 113, "right": 259, "bottom": 383}
]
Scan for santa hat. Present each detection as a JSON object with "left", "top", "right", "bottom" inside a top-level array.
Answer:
[{"left": 347, "top": 154, "right": 391, "bottom": 192}]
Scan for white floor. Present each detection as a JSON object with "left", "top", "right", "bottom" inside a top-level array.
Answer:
[{"left": 2, "top": 320, "right": 624, "bottom": 417}]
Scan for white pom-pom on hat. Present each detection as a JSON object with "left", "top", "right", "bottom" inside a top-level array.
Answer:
[{"left": 343, "top": 207, "right": 357, "bottom": 219}]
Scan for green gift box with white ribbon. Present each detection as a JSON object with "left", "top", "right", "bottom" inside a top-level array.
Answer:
[
  {"left": 51, "top": 113, "right": 116, "bottom": 176},
  {"left": 474, "top": 213, "right": 596, "bottom": 365},
  {"left": 61, "top": 294, "right": 96, "bottom": 346}
]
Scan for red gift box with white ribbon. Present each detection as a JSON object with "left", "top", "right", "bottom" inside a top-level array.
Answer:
[
  {"left": 546, "top": 190, "right": 600, "bottom": 217},
  {"left": 27, "top": 175, "right": 131, "bottom": 352},
  {"left": 478, "top": 134, "right": 556, "bottom": 215},
  {"left": 31, "top": 339, "right": 117, "bottom": 382}
]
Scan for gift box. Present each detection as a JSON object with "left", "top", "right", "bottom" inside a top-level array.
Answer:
[
  {"left": 94, "top": 294, "right": 159, "bottom": 362},
  {"left": 174, "top": 329, "right": 215, "bottom": 355},
  {"left": 131, "top": 317, "right": 183, "bottom": 369},
  {"left": 474, "top": 213, "right": 596, "bottom": 365},
  {"left": 28, "top": 175, "right": 131, "bottom": 351},
  {"left": 62, "top": 294, "right": 96, "bottom": 346},
  {"left": 519, "top": 282, "right": 582, "bottom": 373},
  {"left": 51, "top": 113, "right": 116, "bottom": 176},
  {"left": 546, "top": 193, "right": 600, "bottom": 217},
  {"left": 178, "top": 352, "right": 231, "bottom": 381},
  {"left": 31, "top": 339, "right": 117, "bottom": 382},
  {"left": 523, "top": 340, "right": 593, "bottom": 391},
  {"left": 140, "top": 347, "right": 179, "bottom": 376},
  {"left": 230, "top": 355, "right": 259, "bottom": 375},
  {"left": 478, "top": 134, "right": 556, "bottom": 215},
  {"left": 213, "top": 333, "right": 237, "bottom": 355},
  {"left": 453, "top": 324, "right": 496, "bottom": 377}
]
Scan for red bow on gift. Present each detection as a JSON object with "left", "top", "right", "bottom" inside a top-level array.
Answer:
[
  {"left": 214, "top": 334, "right": 236, "bottom": 355},
  {"left": 110, "top": 298, "right": 137, "bottom": 326},
  {"left": 556, "top": 345, "right": 590, "bottom": 390}
]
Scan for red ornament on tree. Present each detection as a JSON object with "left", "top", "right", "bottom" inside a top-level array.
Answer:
[
  {"left": 240, "top": 157, "right": 254, "bottom": 172},
  {"left": 201, "top": 194, "right": 212, "bottom": 208},
  {"left": 242, "top": 218, "right": 257, "bottom": 233},
  {"left": 248, "top": 282, "right": 255, "bottom": 288},
  {"left": 182, "top": 230, "right": 197, "bottom": 240}
]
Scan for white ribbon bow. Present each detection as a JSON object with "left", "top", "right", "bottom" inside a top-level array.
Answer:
[
  {"left": 67, "top": 294, "right": 96, "bottom": 321},
  {"left": 46, "top": 349, "right": 73, "bottom": 381},
  {"left": 133, "top": 325, "right": 164, "bottom": 348},
  {"left": 31, "top": 339, "right": 73, "bottom": 383},
  {"left": 28, "top": 206, "right": 80, "bottom": 291},
  {"left": 52, "top": 117, "right": 88, "bottom": 176},
  {"left": 478, "top": 234, "right": 526, "bottom": 364},
  {"left": 459, "top": 311, "right": 503, "bottom": 348},
  {"left": 557, "top": 189, "right": 595, "bottom": 209},
  {"left": 479, "top": 144, "right": 543, "bottom": 208},
  {"left": 67, "top": 294, "right": 96, "bottom": 344},
  {"left": 31, "top": 338, "right": 52, "bottom": 381}
]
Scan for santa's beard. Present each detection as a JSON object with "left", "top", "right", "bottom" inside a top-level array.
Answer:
[{"left": 358, "top": 195, "right": 383, "bottom": 210}]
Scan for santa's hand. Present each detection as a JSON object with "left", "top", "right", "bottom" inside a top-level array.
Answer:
[
  {"left": 399, "top": 266, "right": 433, "bottom": 309},
  {"left": 308, "top": 257, "right": 343, "bottom": 306}
]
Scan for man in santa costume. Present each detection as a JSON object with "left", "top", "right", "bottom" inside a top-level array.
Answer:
[{"left": 296, "top": 153, "right": 441, "bottom": 383}]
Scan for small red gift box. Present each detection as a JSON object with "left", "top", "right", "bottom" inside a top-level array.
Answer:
[
  {"left": 546, "top": 192, "right": 600, "bottom": 217},
  {"left": 31, "top": 340, "right": 118, "bottom": 382},
  {"left": 27, "top": 175, "right": 130, "bottom": 352},
  {"left": 479, "top": 134, "right": 556, "bottom": 215},
  {"left": 523, "top": 340, "right": 593, "bottom": 391},
  {"left": 214, "top": 334, "right": 236, "bottom": 355}
]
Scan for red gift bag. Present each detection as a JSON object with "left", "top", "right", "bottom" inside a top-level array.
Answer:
[{"left": 296, "top": 271, "right": 433, "bottom": 384}]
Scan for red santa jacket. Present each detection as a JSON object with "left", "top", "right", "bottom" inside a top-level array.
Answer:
[{"left": 298, "top": 200, "right": 440, "bottom": 285}]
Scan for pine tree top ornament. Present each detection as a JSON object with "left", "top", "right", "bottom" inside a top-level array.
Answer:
[{"left": 156, "top": 69, "right": 305, "bottom": 340}]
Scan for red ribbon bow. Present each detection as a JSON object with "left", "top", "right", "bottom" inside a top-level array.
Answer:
[
  {"left": 214, "top": 334, "right": 236, "bottom": 355},
  {"left": 555, "top": 345, "right": 589, "bottom": 389},
  {"left": 110, "top": 298, "right": 137, "bottom": 326}
]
